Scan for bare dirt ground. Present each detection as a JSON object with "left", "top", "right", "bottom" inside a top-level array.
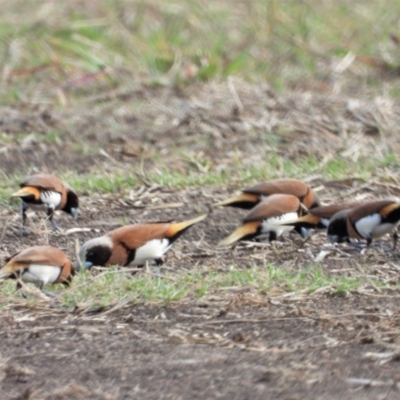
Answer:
[{"left": 1, "top": 84, "right": 400, "bottom": 399}]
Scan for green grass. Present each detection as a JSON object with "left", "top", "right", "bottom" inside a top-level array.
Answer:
[
  {"left": 1, "top": 150, "right": 400, "bottom": 206},
  {"left": 64, "top": 171, "right": 138, "bottom": 195},
  {"left": 0, "top": 262, "right": 381, "bottom": 310},
  {"left": 1, "top": 0, "right": 400, "bottom": 102},
  {"left": 146, "top": 152, "right": 400, "bottom": 188}
]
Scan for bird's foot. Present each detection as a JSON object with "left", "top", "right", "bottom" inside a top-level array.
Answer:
[
  {"left": 347, "top": 242, "right": 368, "bottom": 253},
  {"left": 41, "top": 290, "right": 56, "bottom": 298},
  {"left": 152, "top": 267, "right": 162, "bottom": 278},
  {"left": 51, "top": 222, "right": 64, "bottom": 234},
  {"left": 12, "top": 227, "right": 31, "bottom": 236}
]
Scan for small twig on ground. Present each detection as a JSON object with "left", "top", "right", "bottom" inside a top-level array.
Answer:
[
  {"left": 227, "top": 76, "right": 244, "bottom": 112},
  {"left": 93, "top": 298, "right": 131, "bottom": 316}
]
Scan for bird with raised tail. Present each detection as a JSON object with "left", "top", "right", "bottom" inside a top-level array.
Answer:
[
  {"left": 12, "top": 174, "right": 79, "bottom": 232},
  {"left": 76, "top": 214, "right": 207, "bottom": 271},
  {"left": 327, "top": 200, "right": 400, "bottom": 250},
  {"left": 0, "top": 245, "right": 74, "bottom": 297},
  {"left": 218, "top": 194, "right": 305, "bottom": 247},
  {"left": 214, "top": 178, "right": 320, "bottom": 210},
  {"left": 278, "top": 201, "right": 365, "bottom": 238}
]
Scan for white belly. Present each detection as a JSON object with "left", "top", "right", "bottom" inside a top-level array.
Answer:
[
  {"left": 355, "top": 214, "right": 382, "bottom": 239},
  {"left": 22, "top": 264, "right": 61, "bottom": 285},
  {"left": 131, "top": 239, "right": 171, "bottom": 265},
  {"left": 260, "top": 212, "right": 298, "bottom": 238},
  {"left": 40, "top": 191, "right": 62, "bottom": 209}
]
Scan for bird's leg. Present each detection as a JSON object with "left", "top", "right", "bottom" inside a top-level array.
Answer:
[
  {"left": 15, "top": 281, "right": 27, "bottom": 299},
  {"left": 41, "top": 290, "right": 56, "bottom": 298},
  {"left": 153, "top": 258, "right": 163, "bottom": 276},
  {"left": 268, "top": 231, "right": 277, "bottom": 242},
  {"left": 37, "top": 282, "right": 55, "bottom": 299},
  {"left": 350, "top": 238, "right": 372, "bottom": 254},
  {"left": 13, "top": 202, "right": 31, "bottom": 235},
  {"left": 392, "top": 231, "right": 398, "bottom": 251},
  {"left": 375, "top": 231, "right": 399, "bottom": 253},
  {"left": 22, "top": 201, "right": 27, "bottom": 227},
  {"left": 47, "top": 209, "right": 62, "bottom": 232},
  {"left": 145, "top": 260, "right": 150, "bottom": 273},
  {"left": 346, "top": 238, "right": 367, "bottom": 251}
]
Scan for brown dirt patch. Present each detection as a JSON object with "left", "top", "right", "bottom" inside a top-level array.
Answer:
[
  {"left": 1, "top": 293, "right": 400, "bottom": 399},
  {"left": 1, "top": 184, "right": 400, "bottom": 399}
]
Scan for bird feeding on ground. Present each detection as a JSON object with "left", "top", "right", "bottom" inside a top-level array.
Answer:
[
  {"left": 327, "top": 200, "right": 400, "bottom": 250},
  {"left": 214, "top": 178, "right": 321, "bottom": 210},
  {"left": 0, "top": 245, "right": 74, "bottom": 297},
  {"left": 12, "top": 174, "right": 79, "bottom": 232},
  {"left": 218, "top": 194, "right": 305, "bottom": 247},
  {"left": 278, "top": 201, "right": 366, "bottom": 238},
  {"left": 76, "top": 214, "right": 207, "bottom": 271}
]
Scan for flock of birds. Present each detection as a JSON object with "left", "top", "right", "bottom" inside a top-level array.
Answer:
[{"left": 1, "top": 174, "right": 400, "bottom": 297}]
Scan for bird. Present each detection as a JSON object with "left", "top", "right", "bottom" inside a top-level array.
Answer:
[
  {"left": 12, "top": 174, "right": 79, "bottom": 232},
  {"left": 214, "top": 178, "right": 321, "bottom": 210},
  {"left": 76, "top": 214, "right": 207, "bottom": 271},
  {"left": 327, "top": 200, "right": 400, "bottom": 250},
  {"left": 0, "top": 245, "right": 74, "bottom": 297},
  {"left": 278, "top": 201, "right": 366, "bottom": 238},
  {"left": 218, "top": 194, "right": 305, "bottom": 247}
]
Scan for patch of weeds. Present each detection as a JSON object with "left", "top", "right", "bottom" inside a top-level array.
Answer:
[
  {"left": 57, "top": 269, "right": 190, "bottom": 309},
  {"left": 148, "top": 169, "right": 228, "bottom": 188},
  {"left": 40, "top": 130, "right": 64, "bottom": 145},
  {"left": 0, "top": 259, "right": 388, "bottom": 311},
  {"left": 63, "top": 171, "right": 138, "bottom": 194}
]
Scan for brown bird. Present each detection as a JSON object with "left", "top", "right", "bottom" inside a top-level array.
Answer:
[
  {"left": 0, "top": 245, "right": 74, "bottom": 297},
  {"left": 218, "top": 194, "right": 305, "bottom": 246},
  {"left": 279, "top": 201, "right": 365, "bottom": 238},
  {"left": 214, "top": 178, "right": 320, "bottom": 210},
  {"left": 327, "top": 200, "right": 400, "bottom": 249},
  {"left": 12, "top": 174, "right": 79, "bottom": 231},
  {"left": 76, "top": 214, "right": 207, "bottom": 271}
]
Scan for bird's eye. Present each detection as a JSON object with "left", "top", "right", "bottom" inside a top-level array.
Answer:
[{"left": 87, "top": 252, "right": 93, "bottom": 257}]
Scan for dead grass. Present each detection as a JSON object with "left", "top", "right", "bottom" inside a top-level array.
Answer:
[
  {"left": 1, "top": 1, "right": 400, "bottom": 198},
  {"left": 2, "top": 1, "right": 400, "bottom": 398}
]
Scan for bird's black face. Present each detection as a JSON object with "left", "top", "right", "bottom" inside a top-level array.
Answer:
[
  {"left": 227, "top": 200, "right": 259, "bottom": 210},
  {"left": 64, "top": 190, "right": 79, "bottom": 218},
  {"left": 80, "top": 245, "right": 112, "bottom": 270},
  {"left": 327, "top": 210, "right": 350, "bottom": 243}
]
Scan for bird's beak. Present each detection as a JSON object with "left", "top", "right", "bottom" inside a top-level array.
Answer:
[
  {"left": 70, "top": 207, "right": 79, "bottom": 219},
  {"left": 327, "top": 235, "right": 338, "bottom": 243},
  {"left": 74, "top": 260, "right": 81, "bottom": 272},
  {"left": 300, "top": 227, "right": 313, "bottom": 239},
  {"left": 75, "top": 259, "right": 93, "bottom": 272}
]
